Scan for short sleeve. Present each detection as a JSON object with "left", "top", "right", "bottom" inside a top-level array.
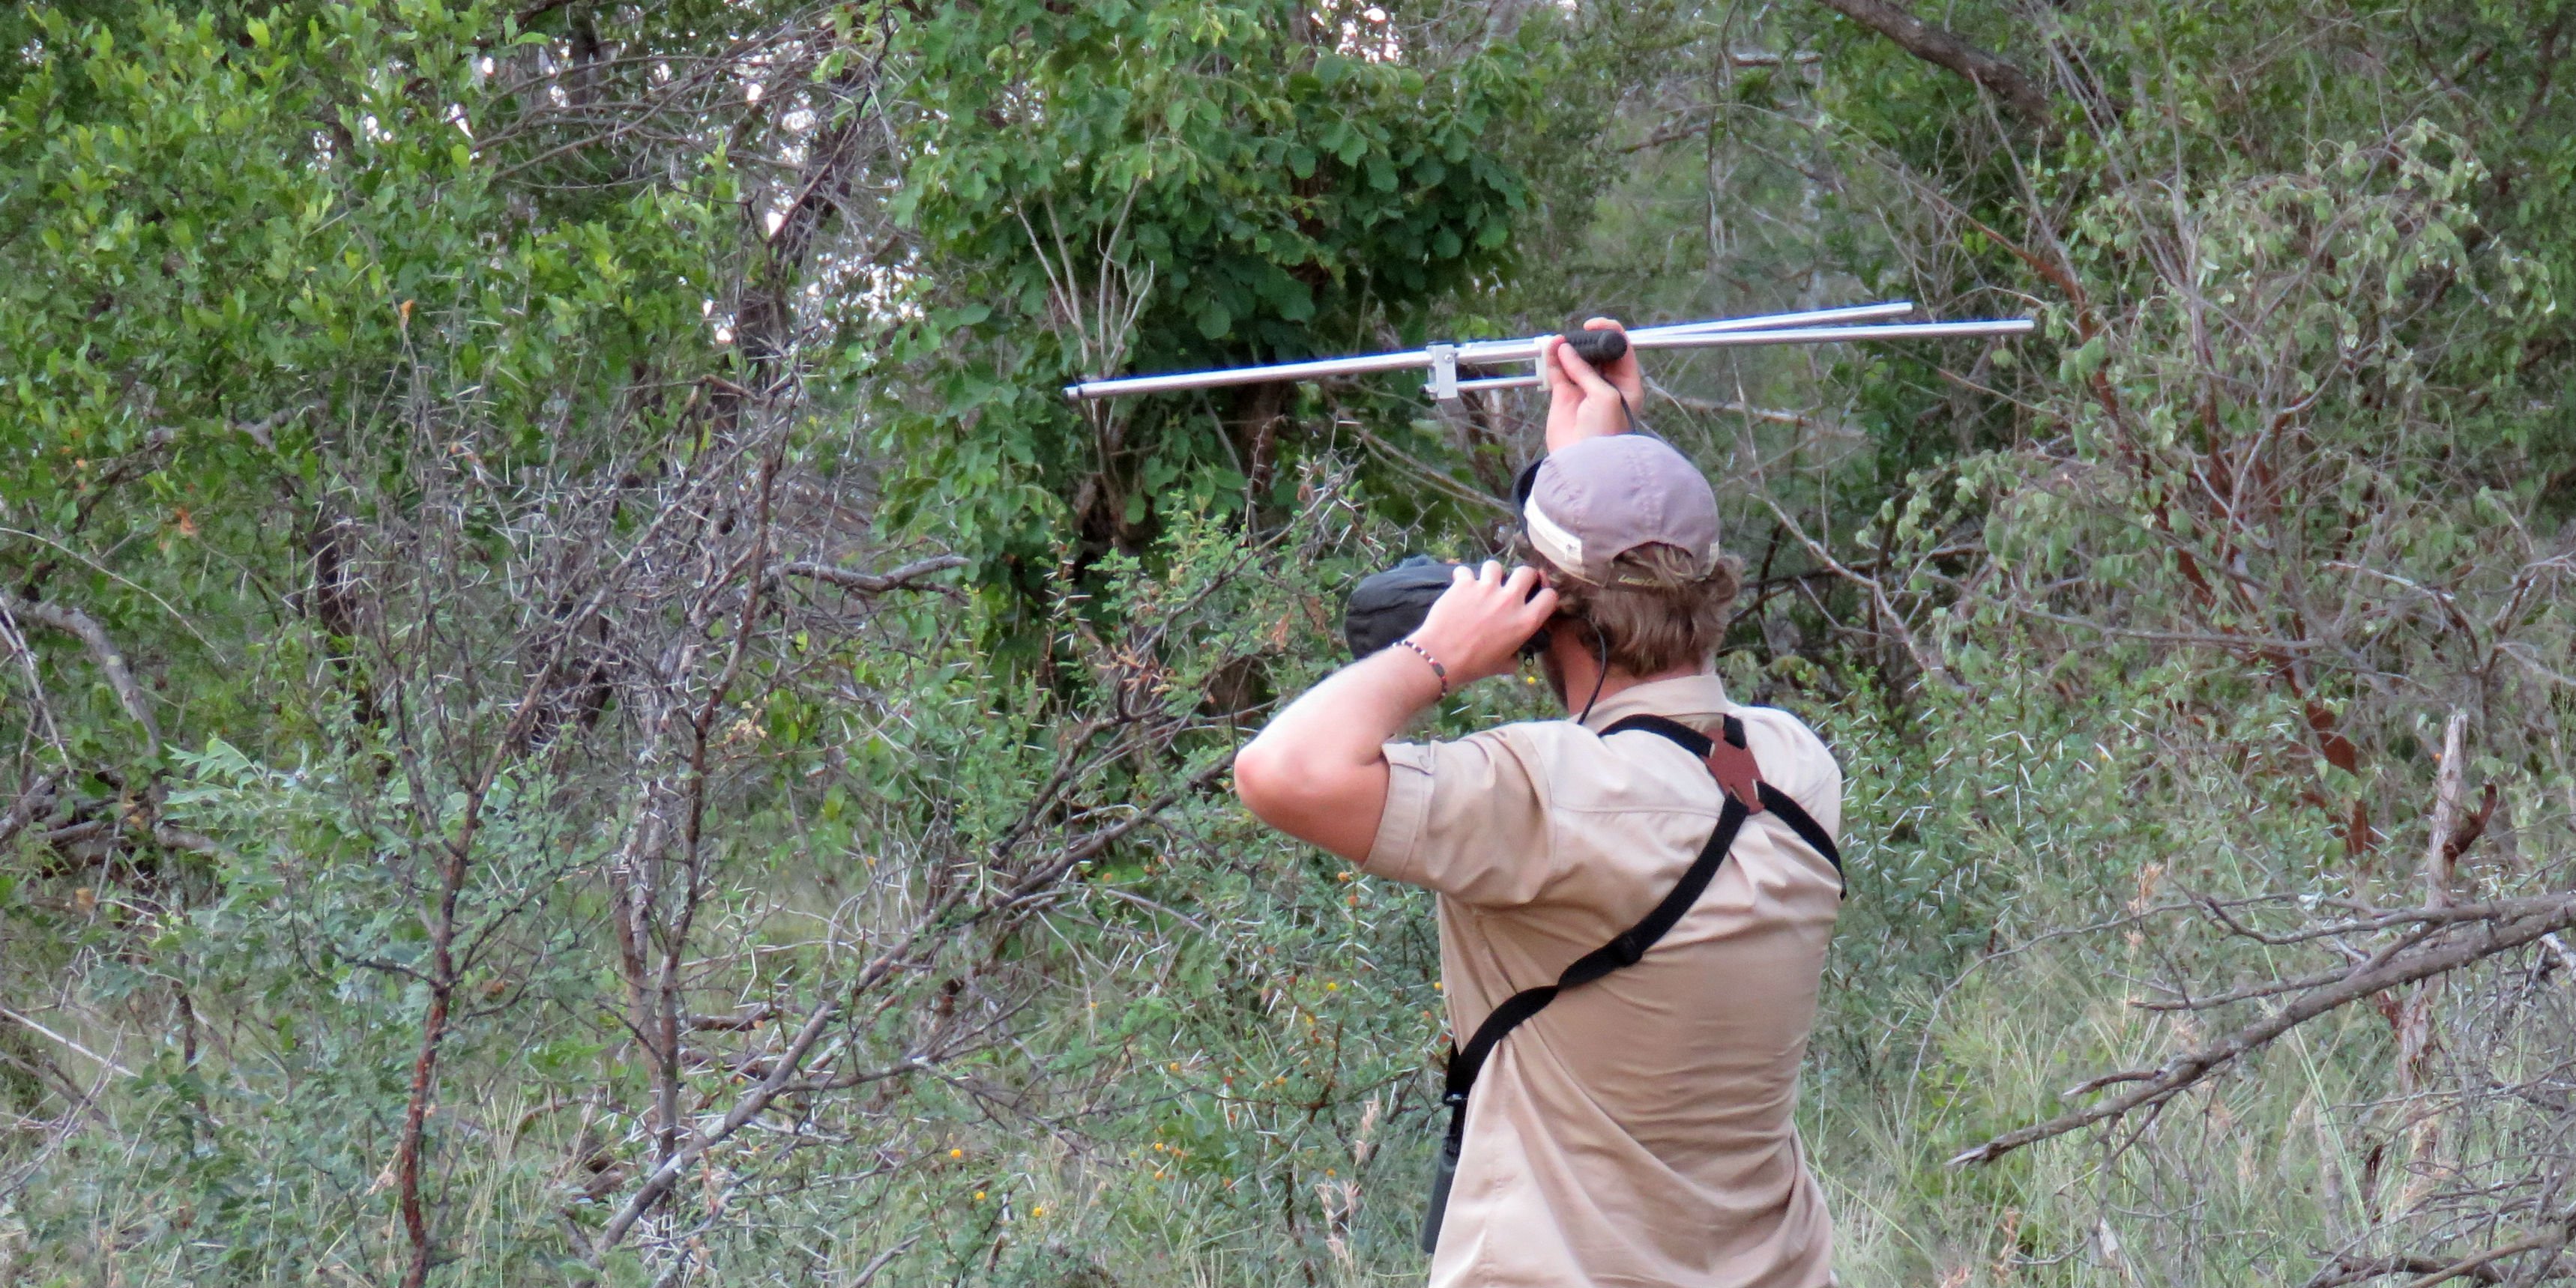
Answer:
[{"left": 1362, "top": 728, "right": 1559, "bottom": 907}]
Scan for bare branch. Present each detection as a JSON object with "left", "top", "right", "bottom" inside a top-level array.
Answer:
[
  {"left": 590, "top": 757, "right": 1223, "bottom": 1254},
  {"left": 1950, "top": 893, "right": 2576, "bottom": 1167},
  {"left": 0, "top": 773, "right": 58, "bottom": 850},
  {"left": 0, "top": 1008, "right": 133, "bottom": 1080},
  {"left": 0, "top": 593, "right": 161, "bottom": 756},
  {"left": 1807, "top": 0, "right": 2051, "bottom": 123},
  {"left": 777, "top": 554, "right": 968, "bottom": 597},
  {"left": 1755, "top": 493, "right": 1957, "bottom": 686},
  {"left": 847, "top": 1234, "right": 920, "bottom": 1288},
  {"left": 2389, "top": 1229, "right": 2565, "bottom": 1288},
  {"left": 150, "top": 824, "right": 224, "bottom": 856},
  {"left": 1652, "top": 387, "right": 1864, "bottom": 437},
  {"left": 2305, "top": 1251, "right": 2512, "bottom": 1288}
]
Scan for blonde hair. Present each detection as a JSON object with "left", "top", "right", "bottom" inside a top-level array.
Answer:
[{"left": 1518, "top": 539, "right": 1741, "bottom": 675}]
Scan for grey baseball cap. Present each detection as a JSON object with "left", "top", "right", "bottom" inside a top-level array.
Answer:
[{"left": 1516, "top": 435, "right": 1720, "bottom": 585}]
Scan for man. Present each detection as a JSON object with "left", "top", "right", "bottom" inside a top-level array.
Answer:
[{"left": 1231, "top": 321, "right": 1845, "bottom": 1287}]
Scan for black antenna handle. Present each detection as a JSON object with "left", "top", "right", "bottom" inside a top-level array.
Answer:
[{"left": 1558, "top": 326, "right": 1629, "bottom": 366}]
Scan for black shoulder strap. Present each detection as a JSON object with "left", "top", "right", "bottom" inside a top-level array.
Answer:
[
  {"left": 1437, "top": 712, "right": 1844, "bottom": 1140},
  {"left": 1439, "top": 784, "right": 1748, "bottom": 1114},
  {"left": 1605, "top": 713, "right": 1844, "bottom": 887}
]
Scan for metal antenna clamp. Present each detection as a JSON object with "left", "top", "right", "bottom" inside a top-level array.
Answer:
[{"left": 1426, "top": 342, "right": 1460, "bottom": 405}]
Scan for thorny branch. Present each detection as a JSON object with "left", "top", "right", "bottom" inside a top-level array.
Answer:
[
  {"left": 1949, "top": 889, "right": 2576, "bottom": 1167},
  {"left": 590, "top": 757, "right": 1229, "bottom": 1254},
  {"left": 1954, "top": 721, "right": 2572, "bottom": 1169}
]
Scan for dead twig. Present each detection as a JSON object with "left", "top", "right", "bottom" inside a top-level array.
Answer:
[
  {"left": 2305, "top": 1251, "right": 2512, "bottom": 1288},
  {"left": 0, "top": 773, "right": 58, "bottom": 849},
  {"left": 777, "top": 554, "right": 968, "bottom": 597},
  {"left": 2389, "top": 1228, "right": 2565, "bottom": 1288}
]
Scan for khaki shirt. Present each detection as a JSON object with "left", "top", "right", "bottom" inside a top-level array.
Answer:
[{"left": 1366, "top": 674, "right": 1843, "bottom": 1287}]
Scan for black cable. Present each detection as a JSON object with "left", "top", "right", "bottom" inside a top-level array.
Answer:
[{"left": 1575, "top": 623, "right": 1608, "bottom": 725}]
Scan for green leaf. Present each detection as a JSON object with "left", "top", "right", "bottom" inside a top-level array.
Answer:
[
  {"left": 1259, "top": 270, "right": 1313, "bottom": 321},
  {"left": 2061, "top": 335, "right": 2109, "bottom": 382}
]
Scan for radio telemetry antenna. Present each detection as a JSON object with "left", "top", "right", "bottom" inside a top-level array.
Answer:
[{"left": 1060, "top": 301, "right": 2035, "bottom": 404}]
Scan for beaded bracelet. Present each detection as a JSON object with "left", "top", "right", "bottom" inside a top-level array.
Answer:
[{"left": 1394, "top": 636, "right": 1449, "bottom": 696}]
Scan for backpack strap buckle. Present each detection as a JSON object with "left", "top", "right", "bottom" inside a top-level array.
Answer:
[{"left": 1704, "top": 713, "right": 1767, "bottom": 814}]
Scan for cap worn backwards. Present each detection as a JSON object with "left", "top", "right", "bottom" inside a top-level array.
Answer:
[{"left": 1520, "top": 435, "right": 1720, "bottom": 586}]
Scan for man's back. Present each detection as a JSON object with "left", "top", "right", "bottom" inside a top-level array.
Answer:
[{"left": 1363, "top": 674, "right": 1844, "bottom": 1287}]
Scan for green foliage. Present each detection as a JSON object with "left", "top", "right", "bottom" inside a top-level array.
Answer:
[
  {"left": 7, "top": 1, "right": 2576, "bottom": 1286},
  {"left": 875, "top": 0, "right": 1581, "bottom": 576},
  {"left": 0, "top": 0, "right": 741, "bottom": 780}
]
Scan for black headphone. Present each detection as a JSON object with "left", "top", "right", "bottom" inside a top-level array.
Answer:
[{"left": 1341, "top": 453, "right": 1624, "bottom": 716}]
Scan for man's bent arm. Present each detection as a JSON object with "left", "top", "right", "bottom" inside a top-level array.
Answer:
[
  {"left": 1231, "top": 647, "right": 1439, "bottom": 862},
  {"left": 1234, "top": 563, "right": 1558, "bottom": 863}
]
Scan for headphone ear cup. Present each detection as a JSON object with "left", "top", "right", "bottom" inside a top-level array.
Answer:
[{"left": 1342, "top": 557, "right": 1462, "bottom": 659}]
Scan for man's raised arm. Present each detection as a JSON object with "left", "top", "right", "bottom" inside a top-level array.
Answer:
[
  {"left": 1231, "top": 561, "right": 1557, "bottom": 862},
  {"left": 1542, "top": 319, "right": 1646, "bottom": 453}
]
